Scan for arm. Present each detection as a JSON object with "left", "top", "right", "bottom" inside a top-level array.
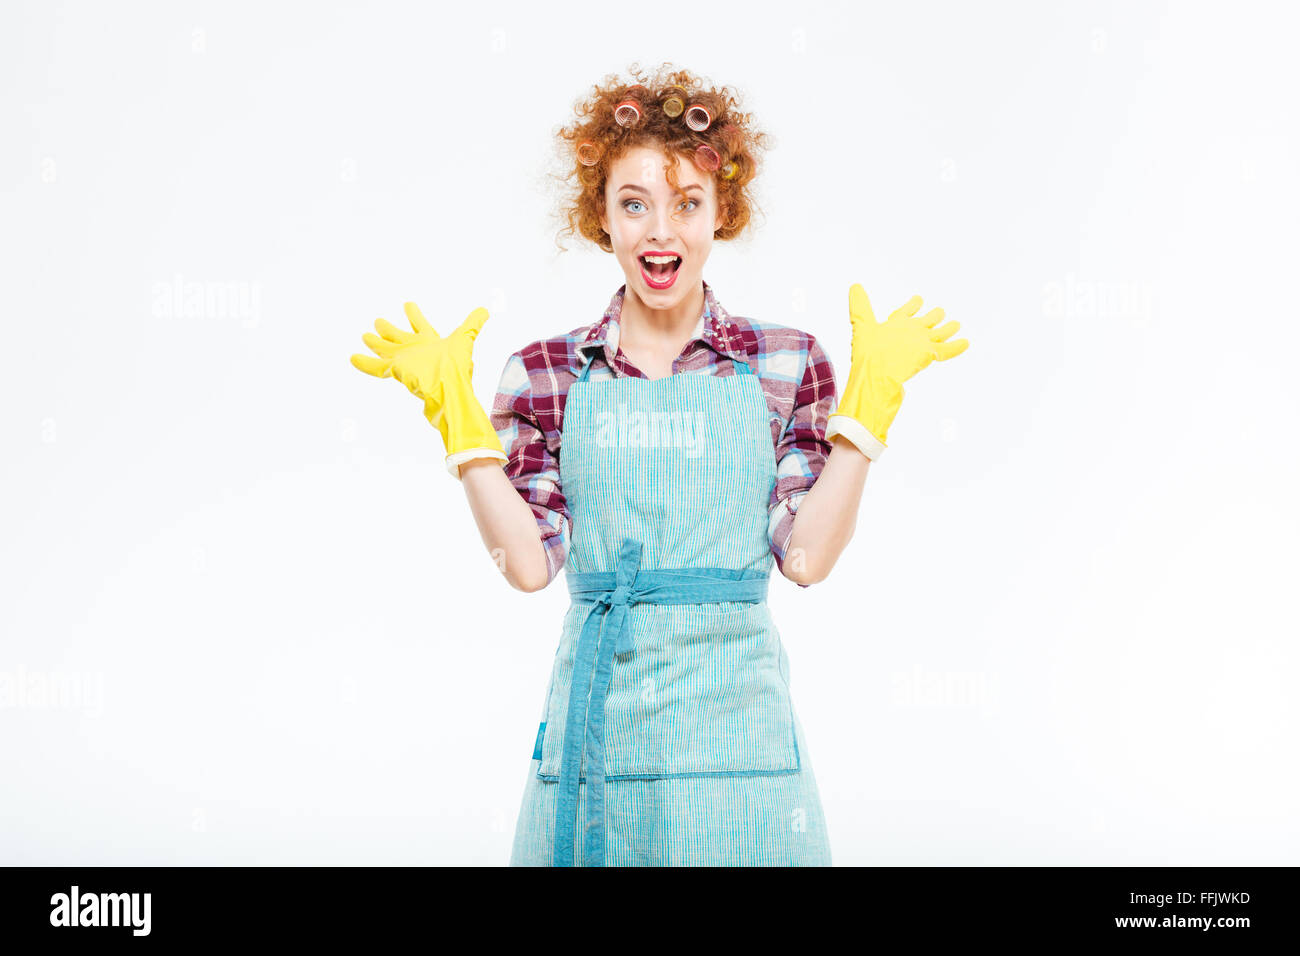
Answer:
[
  {"left": 770, "top": 333, "right": 868, "bottom": 587},
  {"left": 782, "top": 437, "right": 871, "bottom": 585},
  {"left": 460, "top": 460, "right": 550, "bottom": 592},
  {"left": 462, "top": 352, "right": 570, "bottom": 593},
  {"left": 783, "top": 284, "right": 969, "bottom": 584},
  {"left": 350, "top": 304, "right": 568, "bottom": 592}
]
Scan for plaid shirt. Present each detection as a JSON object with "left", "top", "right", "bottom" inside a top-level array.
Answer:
[{"left": 489, "top": 280, "right": 837, "bottom": 589}]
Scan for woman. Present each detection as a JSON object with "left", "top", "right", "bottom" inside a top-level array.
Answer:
[{"left": 350, "top": 65, "right": 968, "bottom": 866}]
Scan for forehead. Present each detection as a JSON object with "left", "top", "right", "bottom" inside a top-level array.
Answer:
[{"left": 606, "top": 145, "right": 712, "bottom": 194}]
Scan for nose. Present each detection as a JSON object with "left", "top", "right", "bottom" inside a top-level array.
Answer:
[{"left": 648, "top": 206, "right": 677, "bottom": 244}]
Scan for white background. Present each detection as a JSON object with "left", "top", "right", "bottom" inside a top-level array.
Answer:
[{"left": 2, "top": 0, "right": 1296, "bottom": 865}]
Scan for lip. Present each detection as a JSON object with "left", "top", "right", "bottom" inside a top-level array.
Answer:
[{"left": 638, "top": 251, "right": 682, "bottom": 291}]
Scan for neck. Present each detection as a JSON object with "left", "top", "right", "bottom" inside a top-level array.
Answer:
[{"left": 619, "top": 281, "right": 705, "bottom": 350}]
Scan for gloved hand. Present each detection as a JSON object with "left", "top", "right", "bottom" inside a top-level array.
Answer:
[
  {"left": 826, "top": 284, "right": 968, "bottom": 461},
  {"left": 351, "top": 301, "right": 508, "bottom": 478}
]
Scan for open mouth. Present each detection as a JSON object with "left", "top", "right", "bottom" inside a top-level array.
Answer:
[{"left": 638, "top": 253, "right": 682, "bottom": 289}]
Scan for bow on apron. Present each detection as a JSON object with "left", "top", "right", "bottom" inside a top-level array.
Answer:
[{"left": 554, "top": 536, "right": 770, "bottom": 867}]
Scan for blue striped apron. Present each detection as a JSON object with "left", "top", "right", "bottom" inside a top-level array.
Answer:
[{"left": 514, "top": 345, "right": 828, "bottom": 867}]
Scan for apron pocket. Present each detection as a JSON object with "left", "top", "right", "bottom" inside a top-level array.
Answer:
[{"left": 535, "top": 603, "right": 802, "bottom": 781}]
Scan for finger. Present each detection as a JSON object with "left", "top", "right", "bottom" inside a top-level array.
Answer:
[
  {"left": 362, "top": 331, "right": 403, "bottom": 358},
  {"left": 405, "top": 301, "right": 438, "bottom": 337},
  {"left": 918, "top": 307, "right": 946, "bottom": 329},
  {"left": 351, "top": 353, "right": 393, "bottom": 377},
  {"left": 374, "top": 318, "right": 416, "bottom": 344},
  {"left": 848, "top": 284, "right": 878, "bottom": 325},
  {"left": 933, "top": 338, "right": 969, "bottom": 361},
  {"left": 455, "top": 306, "right": 490, "bottom": 341},
  {"left": 888, "top": 295, "right": 923, "bottom": 321},
  {"left": 931, "top": 320, "right": 961, "bottom": 342}
]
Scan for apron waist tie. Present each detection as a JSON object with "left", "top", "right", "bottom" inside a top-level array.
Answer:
[{"left": 552, "top": 536, "right": 769, "bottom": 867}]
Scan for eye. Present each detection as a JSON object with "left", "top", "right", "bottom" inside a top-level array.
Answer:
[
  {"left": 680, "top": 198, "right": 699, "bottom": 211},
  {"left": 622, "top": 199, "right": 646, "bottom": 213}
]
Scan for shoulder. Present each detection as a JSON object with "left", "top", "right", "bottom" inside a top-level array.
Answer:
[
  {"left": 493, "top": 325, "right": 588, "bottom": 422},
  {"left": 502, "top": 324, "right": 587, "bottom": 382},
  {"left": 725, "top": 315, "right": 833, "bottom": 386}
]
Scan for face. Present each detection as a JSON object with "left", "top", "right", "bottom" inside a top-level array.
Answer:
[{"left": 599, "top": 144, "right": 724, "bottom": 308}]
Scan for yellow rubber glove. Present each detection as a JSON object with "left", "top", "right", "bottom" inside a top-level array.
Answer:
[
  {"left": 350, "top": 302, "right": 508, "bottom": 479},
  {"left": 825, "top": 284, "right": 968, "bottom": 461}
]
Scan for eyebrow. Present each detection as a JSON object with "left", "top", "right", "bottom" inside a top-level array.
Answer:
[{"left": 617, "top": 183, "right": 706, "bottom": 195}]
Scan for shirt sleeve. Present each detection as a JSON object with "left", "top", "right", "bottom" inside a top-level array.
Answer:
[
  {"left": 768, "top": 332, "right": 837, "bottom": 588},
  {"left": 490, "top": 351, "right": 571, "bottom": 586}
]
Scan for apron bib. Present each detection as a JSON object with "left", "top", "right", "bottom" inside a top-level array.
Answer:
[{"left": 517, "top": 351, "right": 824, "bottom": 867}]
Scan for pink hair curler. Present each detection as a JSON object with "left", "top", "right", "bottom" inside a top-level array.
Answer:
[{"left": 694, "top": 143, "right": 721, "bottom": 172}]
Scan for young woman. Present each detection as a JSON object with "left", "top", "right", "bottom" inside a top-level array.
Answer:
[{"left": 350, "top": 65, "right": 968, "bottom": 867}]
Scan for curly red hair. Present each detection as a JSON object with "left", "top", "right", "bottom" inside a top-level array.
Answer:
[{"left": 549, "top": 62, "right": 772, "bottom": 253}]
